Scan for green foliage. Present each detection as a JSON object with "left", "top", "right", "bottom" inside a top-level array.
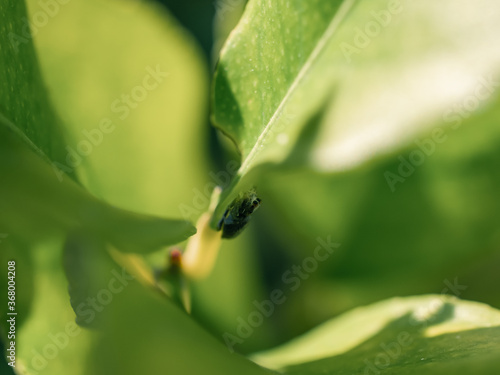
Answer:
[
  {"left": 89, "top": 280, "right": 272, "bottom": 375},
  {"left": 211, "top": 0, "right": 500, "bottom": 223},
  {"left": 0, "top": 126, "right": 196, "bottom": 253},
  {"left": 26, "top": 0, "right": 211, "bottom": 220},
  {"left": 211, "top": 0, "right": 500, "bottom": 344},
  {"left": 0, "top": 0, "right": 196, "bottom": 250},
  {"left": 0, "top": 0, "right": 68, "bottom": 166},
  {"left": 254, "top": 296, "right": 500, "bottom": 374},
  {"left": 2, "top": 0, "right": 500, "bottom": 374}
]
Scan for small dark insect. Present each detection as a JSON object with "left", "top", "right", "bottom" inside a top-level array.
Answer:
[{"left": 217, "top": 188, "right": 261, "bottom": 239}]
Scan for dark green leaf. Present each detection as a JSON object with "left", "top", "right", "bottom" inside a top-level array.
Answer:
[{"left": 0, "top": 0, "right": 71, "bottom": 172}]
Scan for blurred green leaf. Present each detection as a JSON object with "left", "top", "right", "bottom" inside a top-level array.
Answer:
[
  {"left": 13, "top": 239, "right": 95, "bottom": 375},
  {"left": 0, "top": 0, "right": 196, "bottom": 255},
  {"left": 62, "top": 233, "right": 128, "bottom": 329},
  {"left": 90, "top": 280, "right": 274, "bottom": 375},
  {"left": 306, "top": 0, "right": 500, "bottom": 172},
  {"left": 191, "top": 231, "right": 276, "bottom": 353},
  {"left": 254, "top": 88, "right": 500, "bottom": 330},
  {"left": 253, "top": 295, "right": 500, "bottom": 374},
  {"left": 211, "top": 0, "right": 500, "bottom": 225},
  {"left": 12, "top": 233, "right": 269, "bottom": 375},
  {"left": 27, "top": 0, "right": 210, "bottom": 221},
  {"left": 0, "top": 125, "right": 195, "bottom": 253}
]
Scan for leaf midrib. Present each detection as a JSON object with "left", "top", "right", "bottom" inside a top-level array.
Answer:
[{"left": 238, "top": 0, "right": 357, "bottom": 175}]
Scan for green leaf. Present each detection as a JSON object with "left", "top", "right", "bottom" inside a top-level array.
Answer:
[
  {"left": 0, "top": 0, "right": 196, "bottom": 254},
  {"left": 12, "top": 232, "right": 272, "bottom": 375},
  {"left": 27, "top": 0, "right": 211, "bottom": 221},
  {"left": 211, "top": 0, "right": 355, "bottom": 224},
  {"left": 191, "top": 231, "right": 277, "bottom": 353},
  {"left": 0, "top": 0, "right": 71, "bottom": 171},
  {"left": 7, "top": 240, "right": 95, "bottom": 375},
  {"left": 9, "top": 233, "right": 271, "bottom": 375},
  {"left": 252, "top": 295, "right": 500, "bottom": 374},
  {"left": 211, "top": 0, "right": 500, "bottom": 225},
  {"left": 0, "top": 125, "right": 195, "bottom": 253},
  {"left": 90, "top": 278, "right": 275, "bottom": 375},
  {"left": 62, "top": 232, "right": 131, "bottom": 328}
]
